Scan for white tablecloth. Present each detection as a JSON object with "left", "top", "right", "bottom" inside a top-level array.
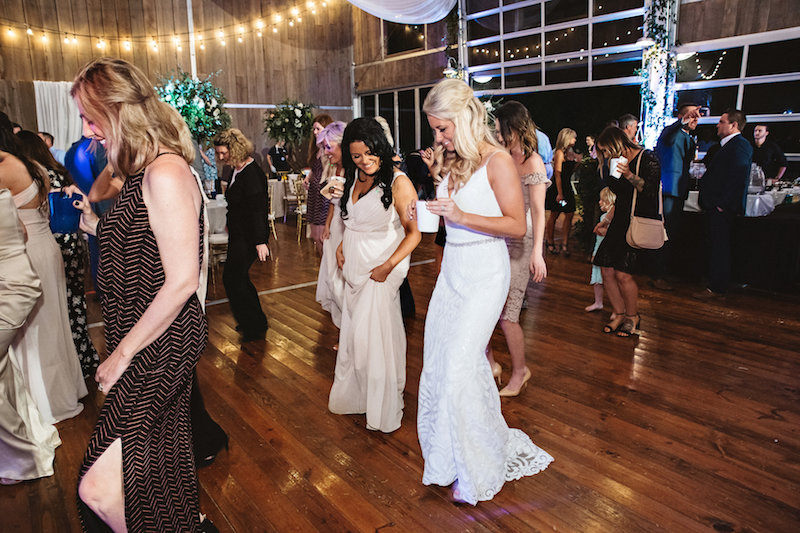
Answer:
[
  {"left": 269, "top": 179, "right": 285, "bottom": 218},
  {"left": 684, "top": 190, "right": 778, "bottom": 217},
  {"left": 207, "top": 198, "right": 227, "bottom": 234}
]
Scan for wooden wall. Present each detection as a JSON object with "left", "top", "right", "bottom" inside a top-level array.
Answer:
[
  {"left": 352, "top": 9, "right": 449, "bottom": 94},
  {"left": 678, "top": 0, "right": 800, "bottom": 43},
  {"left": 0, "top": 0, "right": 354, "bottom": 154}
]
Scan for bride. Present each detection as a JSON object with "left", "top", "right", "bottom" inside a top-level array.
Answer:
[{"left": 414, "top": 79, "right": 553, "bottom": 504}]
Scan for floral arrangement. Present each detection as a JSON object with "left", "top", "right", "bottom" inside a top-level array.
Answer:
[
  {"left": 480, "top": 95, "right": 503, "bottom": 128},
  {"left": 263, "top": 100, "right": 317, "bottom": 146},
  {"left": 155, "top": 70, "right": 231, "bottom": 143}
]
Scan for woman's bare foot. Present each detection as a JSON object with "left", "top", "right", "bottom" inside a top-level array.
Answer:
[{"left": 585, "top": 302, "right": 603, "bottom": 312}]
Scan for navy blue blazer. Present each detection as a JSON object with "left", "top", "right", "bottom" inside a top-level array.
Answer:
[
  {"left": 699, "top": 134, "right": 753, "bottom": 215},
  {"left": 655, "top": 120, "right": 695, "bottom": 199}
]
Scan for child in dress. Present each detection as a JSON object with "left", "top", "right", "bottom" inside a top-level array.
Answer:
[{"left": 585, "top": 187, "right": 616, "bottom": 311}]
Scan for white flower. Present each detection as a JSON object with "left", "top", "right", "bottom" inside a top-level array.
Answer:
[
  {"left": 294, "top": 108, "right": 302, "bottom": 117},
  {"left": 285, "top": 118, "right": 289, "bottom": 123},
  {"left": 294, "top": 119, "right": 301, "bottom": 127},
  {"left": 211, "top": 98, "right": 218, "bottom": 107},
  {"left": 213, "top": 109, "right": 220, "bottom": 117}
]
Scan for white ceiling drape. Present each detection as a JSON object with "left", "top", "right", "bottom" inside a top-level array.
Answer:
[
  {"left": 34, "top": 81, "right": 83, "bottom": 151},
  {"left": 347, "top": 0, "right": 456, "bottom": 24}
]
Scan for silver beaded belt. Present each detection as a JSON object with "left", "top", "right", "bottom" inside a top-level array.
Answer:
[{"left": 446, "top": 237, "right": 503, "bottom": 248}]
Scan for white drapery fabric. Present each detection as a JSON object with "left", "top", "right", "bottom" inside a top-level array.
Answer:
[
  {"left": 33, "top": 81, "right": 83, "bottom": 151},
  {"left": 346, "top": 0, "right": 456, "bottom": 24}
]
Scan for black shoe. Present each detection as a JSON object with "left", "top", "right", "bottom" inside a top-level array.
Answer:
[
  {"left": 241, "top": 328, "right": 267, "bottom": 342},
  {"left": 692, "top": 288, "right": 726, "bottom": 300},
  {"left": 195, "top": 432, "right": 229, "bottom": 469},
  {"left": 199, "top": 515, "right": 220, "bottom": 533}
]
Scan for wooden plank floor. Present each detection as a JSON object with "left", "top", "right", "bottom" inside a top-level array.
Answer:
[{"left": 2, "top": 219, "right": 799, "bottom": 532}]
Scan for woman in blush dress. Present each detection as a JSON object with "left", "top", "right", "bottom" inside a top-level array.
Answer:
[
  {"left": 315, "top": 121, "right": 348, "bottom": 329},
  {"left": 0, "top": 116, "right": 87, "bottom": 426},
  {"left": 16, "top": 130, "right": 100, "bottom": 377},
  {"left": 485, "top": 101, "right": 550, "bottom": 397},
  {"left": 328, "top": 118, "right": 421, "bottom": 433},
  {"left": 414, "top": 79, "right": 552, "bottom": 505},
  {"left": 304, "top": 114, "right": 334, "bottom": 255},
  {"left": 69, "top": 57, "right": 217, "bottom": 532}
]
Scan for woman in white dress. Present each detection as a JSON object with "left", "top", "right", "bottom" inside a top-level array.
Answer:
[
  {"left": 328, "top": 118, "right": 421, "bottom": 433},
  {"left": 414, "top": 79, "right": 552, "bottom": 504},
  {"left": 0, "top": 119, "right": 87, "bottom": 426},
  {"left": 315, "top": 122, "right": 347, "bottom": 329}
]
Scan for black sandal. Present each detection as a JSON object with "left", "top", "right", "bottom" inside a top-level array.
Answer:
[
  {"left": 546, "top": 242, "right": 559, "bottom": 255},
  {"left": 603, "top": 314, "right": 624, "bottom": 334},
  {"left": 617, "top": 314, "right": 641, "bottom": 337}
]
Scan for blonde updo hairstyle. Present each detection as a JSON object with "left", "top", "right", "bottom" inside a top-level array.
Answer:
[
  {"left": 213, "top": 128, "right": 254, "bottom": 168},
  {"left": 423, "top": 78, "right": 500, "bottom": 189},
  {"left": 70, "top": 57, "right": 195, "bottom": 178}
]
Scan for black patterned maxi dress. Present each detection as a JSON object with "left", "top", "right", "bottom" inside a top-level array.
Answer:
[
  {"left": 77, "top": 169, "right": 207, "bottom": 532},
  {"left": 48, "top": 169, "right": 100, "bottom": 377}
]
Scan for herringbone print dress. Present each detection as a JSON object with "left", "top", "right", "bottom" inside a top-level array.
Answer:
[{"left": 78, "top": 170, "right": 208, "bottom": 532}]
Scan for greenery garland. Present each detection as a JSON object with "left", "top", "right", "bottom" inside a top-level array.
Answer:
[{"left": 155, "top": 70, "right": 232, "bottom": 144}]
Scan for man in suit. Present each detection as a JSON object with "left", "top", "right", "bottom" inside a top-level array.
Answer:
[
  {"left": 651, "top": 103, "right": 700, "bottom": 290},
  {"left": 695, "top": 109, "right": 752, "bottom": 299}
]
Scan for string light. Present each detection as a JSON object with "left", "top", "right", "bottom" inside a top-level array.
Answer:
[
  {"left": 0, "top": 0, "right": 333, "bottom": 50},
  {"left": 695, "top": 50, "right": 727, "bottom": 80}
]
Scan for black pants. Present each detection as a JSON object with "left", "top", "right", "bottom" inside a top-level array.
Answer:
[
  {"left": 704, "top": 209, "right": 736, "bottom": 294},
  {"left": 222, "top": 237, "right": 268, "bottom": 335},
  {"left": 651, "top": 195, "right": 685, "bottom": 279}
]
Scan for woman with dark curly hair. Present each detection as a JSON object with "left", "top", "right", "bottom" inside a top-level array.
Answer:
[
  {"left": 592, "top": 126, "right": 661, "bottom": 337},
  {"left": 327, "top": 118, "right": 421, "bottom": 433}
]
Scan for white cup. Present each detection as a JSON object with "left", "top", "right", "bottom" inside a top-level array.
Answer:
[
  {"left": 415, "top": 200, "right": 440, "bottom": 233},
  {"left": 609, "top": 156, "right": 628, "bottom": 179}
]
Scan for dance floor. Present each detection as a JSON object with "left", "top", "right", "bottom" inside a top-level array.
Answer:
[{"left": 3, "top": 219, "right": 799, "bottom": 532}]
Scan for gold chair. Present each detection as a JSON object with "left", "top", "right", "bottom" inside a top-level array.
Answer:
[
  {"left": 294, "top": 178, "right": 308, "bottom": 243},
  {"left": 208, "top": 231, "right": 228, "bottom": 288},
  {"left": 283, "top": 177, "right": 299, "bottom": 222},
  {"left": 267, "top": 191, "right": 278, "bottom": 241}
]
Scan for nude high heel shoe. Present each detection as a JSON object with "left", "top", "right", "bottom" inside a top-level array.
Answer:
[
  {"left": 491, "top": 362, "right": 502, "bottom": 386},
  {"left": 498, "top": 367, "right": 531, "bottom": 397}
]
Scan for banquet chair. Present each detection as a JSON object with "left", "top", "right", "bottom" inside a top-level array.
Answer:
[
  {"left": 208, "top": 230, "right": 228, "bottom": 288},
  {"left": 267, "top": 192, "right": 278, "bottom": 241},
  {"left": 294, "top": 178, "right": 308, "bottom": 243},
  {"left": 283, "top": 177, "right": 300, "bottom": 222}
]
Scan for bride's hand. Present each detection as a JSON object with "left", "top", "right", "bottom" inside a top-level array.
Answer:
[{"left": 425, "top": 198, "right": 463, "bottom": 224}]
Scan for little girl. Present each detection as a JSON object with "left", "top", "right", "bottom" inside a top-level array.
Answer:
[{"left": 585, "top": 187, "right": 616, "bottom": 311}]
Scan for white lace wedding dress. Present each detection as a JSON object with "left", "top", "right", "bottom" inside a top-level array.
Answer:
[{"left": 417, "top": 156, "right": 553, "bottom": 505}]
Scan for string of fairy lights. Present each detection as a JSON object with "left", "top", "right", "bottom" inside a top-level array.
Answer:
[{"left": 0, "top": 1, "right": 331, "bottom": 52}]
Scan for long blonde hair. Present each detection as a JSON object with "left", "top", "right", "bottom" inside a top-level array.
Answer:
[
  {"left": 423, "top": 78, "right": 500, "bottom": 189},
  {"left": 71, "top": 58, "right": 195, "bottom": 178},
  {"left": 555, "top": 128, "right": 577, "bottom": 153}
]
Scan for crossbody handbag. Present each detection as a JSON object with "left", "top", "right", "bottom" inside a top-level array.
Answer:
[{"left": 625, "top": 152, "right": 668, "bottom": 250}]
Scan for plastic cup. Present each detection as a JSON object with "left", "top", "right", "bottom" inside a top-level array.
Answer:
[
  {"left": 609, "top": 156, "right": 628, "bottom": 179},
  {"left": 415, "top": 200, "right": 440, "bottom": 233}
]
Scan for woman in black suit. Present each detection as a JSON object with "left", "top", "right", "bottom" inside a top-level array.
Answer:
[{"left": 213, "top": 129, "right": 270, "bottom": 341}]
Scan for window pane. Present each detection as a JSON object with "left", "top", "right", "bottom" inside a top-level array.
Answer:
[
  {"left": 467, "top": 0, "right": 499, "bottom": 15},
  {"left": 504, "top": 35, "right": 542, "bottom": 61},
  {"left": 419, "top": 87, "right": 434, "bottom": 148},
  {"left": 592, "top": 50, "right": 641, "bottom": 80},
  {"left": 505, "top": 63, "right": 543, "bottom": 88},
  {"left": 544, "top": 25, "right": 588, "bottom": 55},
  {"left": 545, "top": 0, "right": 588, "bottom": 25},
  {"left": 503, "top": 5, "right": 542, "bottom": 33},
  {"left": 469, "top": 42, "right": 502, "bottom": 66},
  {"left": 398, "top": 90, "right": 416, "bottom": 155},
  {"left": 545, "top": 57, "right": 588, "bottom": 84},
  {"left": 468, "top": 14, "right": 500, "bottom": 40},
  {"left": 385, "top": 22, "right": 424, "bottom": 55},
  {"left": 470, "top": 68, "right": 502, "bottom": 90},
  {"left": 378, "top": 93, "right": 395, "bottom": 140},
  {"left": 743, "top": 81, "right": 800, "bottom": 115},
  {"left": 362, "top": 95, "right": 376, "bottom": 118},
  {"left": 593, "top": 0, "right": 643, "bottom": 16},
  {"left": 592, "top": 16, "right": 643, "bottom": 48},
  {"left": 675, "top": 86, "right": 739, "bottom": 116},
  {"left": 676, "top": 48, "right": 743, "bottom": 82},
  {"left": 747, "top": 39, "right": 800, "bottom": 76}
]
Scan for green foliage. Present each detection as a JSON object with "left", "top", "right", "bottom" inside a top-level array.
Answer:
[
  {"left": 155, "top": 70, "right": 232, "bottom": 143},
  {"left": 263, "top": 100, "right": 317, "bottom": 146}
]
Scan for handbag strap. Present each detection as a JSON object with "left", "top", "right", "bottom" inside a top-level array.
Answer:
[{"left": 628, "top": 151, "right": 664, "bottom": 219}]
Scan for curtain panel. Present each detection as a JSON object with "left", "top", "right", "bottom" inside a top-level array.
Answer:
[
  {"left": 347, "top": 0, "right": 456, "bottom": 24},
  {"left": 34, "top": 81, "right": 83, "bottom": 152}
]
